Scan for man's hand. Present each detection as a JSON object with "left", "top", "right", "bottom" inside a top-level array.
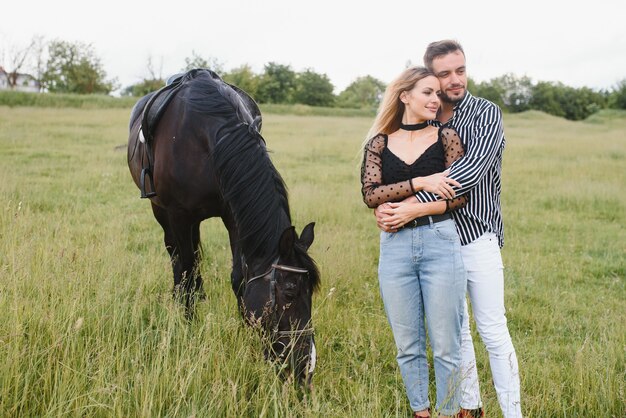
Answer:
[{"left": 415, "top": 169, "right": 461, "bottom": 200}]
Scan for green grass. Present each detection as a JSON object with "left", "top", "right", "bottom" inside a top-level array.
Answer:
[
  {"left": 0, "top": 107, "right": 624, "bottom": 417},
  {"left": 259, "top": 103, "right": 375, "bottom": 118},
  {"left": 0, "top": 91, "right": 137, "bottom": 109}
]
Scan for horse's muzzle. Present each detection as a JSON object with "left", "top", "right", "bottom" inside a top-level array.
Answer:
[{"left": 266, "top": 334, "right": 316, "bottom": 387}]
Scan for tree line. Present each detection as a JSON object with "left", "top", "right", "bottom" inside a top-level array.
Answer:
[
  {"left": 119, "top": 50, "right": 381, "bottom": 110},
  {"left": 2, "top": 37, "right": 625, "bottom": 121},
  {"left": 467, "top": 75, "right": 626, "bottom": 121}
]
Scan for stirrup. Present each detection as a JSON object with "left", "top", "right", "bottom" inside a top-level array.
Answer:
[{"left": 140, "top": 168, "right": 157, "bottom": 198}]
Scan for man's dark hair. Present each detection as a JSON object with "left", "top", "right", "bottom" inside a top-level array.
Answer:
[{"left": 423, "top": 40, "right": 465, "bottom": 71}]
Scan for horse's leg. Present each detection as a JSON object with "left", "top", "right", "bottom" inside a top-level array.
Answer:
[
  {"left": 190, "top": 222, "right": 206, "bottom": 300},
  {"left": 151, "top": 202, "right": 182, "bottom": 280},
  {"left": 151, "top": 203, "right": 202, "bottom": 312}
]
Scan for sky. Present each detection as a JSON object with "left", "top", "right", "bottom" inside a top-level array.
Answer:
[{"left": 2, "top": 0, "right": 625, "bottom": 95}]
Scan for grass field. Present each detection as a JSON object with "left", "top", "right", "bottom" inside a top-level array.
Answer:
[{"left": 0, "top": 106, "right": 624, "bottom": 417}]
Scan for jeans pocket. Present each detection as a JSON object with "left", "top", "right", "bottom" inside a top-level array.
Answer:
[
  {"left": 433, "top": 221, "right": 459, "bottom": 242},
  {"left": 380, "top": 230, "right": 397, "bottom": 245}
]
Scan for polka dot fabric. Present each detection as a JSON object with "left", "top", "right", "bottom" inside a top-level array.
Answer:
[{"left": 361, "top": 127, "right": 468, "bottom": 211}]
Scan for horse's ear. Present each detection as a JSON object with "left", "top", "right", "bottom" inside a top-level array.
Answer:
[
  {"left": 279, "top": 226, "right": 296, "bottom": 257},
  {"left": 299, "top": 222, "right": 315, "bottom": 251}
]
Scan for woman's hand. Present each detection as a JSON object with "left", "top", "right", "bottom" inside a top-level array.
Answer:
[
  {"left": 378, "top": 201, "right": 427, "bottom": 230},
  {"left": 374, "top": 203, "right": 393, "bottom": 231},
  {"left": 412, "top": 169, "right": 461, "bottom": 200}
]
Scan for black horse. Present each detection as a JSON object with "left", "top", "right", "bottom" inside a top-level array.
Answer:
[{"left": 127, "top": 69, "right": 320, "bottom": 384}]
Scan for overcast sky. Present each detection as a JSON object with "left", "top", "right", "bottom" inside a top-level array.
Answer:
[{"left": 2, "top": 0, "right": 625, "bottom": 94}]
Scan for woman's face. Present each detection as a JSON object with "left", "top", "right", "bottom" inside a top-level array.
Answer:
[{"left": 401, "top": 75, "right": 441, "bottom": 121}]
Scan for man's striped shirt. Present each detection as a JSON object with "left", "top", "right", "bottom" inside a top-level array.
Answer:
[{"left": 416, "top": 91, "right": 506, "bottom": 247}]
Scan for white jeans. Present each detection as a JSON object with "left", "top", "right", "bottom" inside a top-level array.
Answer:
[{"left": 459, "top": 233, "right": 522, "bottom": 418}]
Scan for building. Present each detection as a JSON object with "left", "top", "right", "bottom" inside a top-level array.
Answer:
[{"left": 0, "top": 66, "right": 40, "bottom": 92}]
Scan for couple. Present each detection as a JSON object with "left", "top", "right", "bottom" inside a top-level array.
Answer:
[{"left": 361, "top": 40, "right": 522, "bottom": 418}]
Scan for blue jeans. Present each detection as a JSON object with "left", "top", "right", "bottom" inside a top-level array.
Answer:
[{"left": 378, "top": 219, "right": 466, "bottom": 415}]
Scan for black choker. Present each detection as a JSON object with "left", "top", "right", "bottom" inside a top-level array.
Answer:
[{"left": 400, "top": 121, "right": 429, "bottom": 131}]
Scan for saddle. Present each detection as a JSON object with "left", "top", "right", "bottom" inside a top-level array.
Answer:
[{"left": 140, "top": 75, "right": 185, "bottom": 145}]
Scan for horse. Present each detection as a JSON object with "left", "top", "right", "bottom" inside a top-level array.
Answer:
[{"left": 127, "top": 69, "right": 320, "bottom": 385}]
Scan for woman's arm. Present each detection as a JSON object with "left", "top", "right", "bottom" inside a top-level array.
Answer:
[
  {"left": 361, "top": 135, "right": 415, "bottom": 208},
  {"left": 361, "top": 134, "right": 462, "bottom": 208},
  {"left": 374, "top": 127, "right": 469, "bottom": 231}
]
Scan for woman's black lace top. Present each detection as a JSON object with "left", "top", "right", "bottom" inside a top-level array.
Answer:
[
  {"left": 382, "top": 136, "right": 445, "bottom": 184},
  {"left": 361, "top": 127, "right": 468, "bottom": 211}
]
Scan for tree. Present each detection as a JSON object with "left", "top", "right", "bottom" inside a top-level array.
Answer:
[
  {"left": 256, "top": 62, "right": 296, "bottom": 104},
  {"left": 336, "top": 75, "right": 386, "bottom": 109},
  {"left": 559, "top": 86, "right": 606, "bottom": 120},
  {"left": 222, "top": 64, "right": 260, "bottom": 99},
  {"left": 121, "top": 55, "right": 165, "bottom": 97},
  {"left": 41, "top": 40, "right": 117, "bottom": 94},
  {"left": 121, "top": 78, "right": 165, "bottom": 97},
  {"left": 292, "top": 69, "right": 335, "bottom": 107},
  {"left": 31, "top": 35, "right": 47, "bottom": 91},
  {"left": 493, "top": 74, "right": 533, "bottom": 112},
  {"left": 608, "top": 79, "right": 626, "bottom": 109},
  {"left": 529, "top": 81, "right": 565, "bottom": 118},
  {"left": 468, "top": 77, "right": 505, "bottom": 109},
  {"left": 469, "top": 74, "right": 533, "bottom": 112},
  {"left": 181, "top": 50, "right": 224, "bottom": 74},
  {"left": 529, "top": 81, "right": 605, "bottom": 120},
  {"left": 0, "top": 36, "right": 36, "bottom": 89}
]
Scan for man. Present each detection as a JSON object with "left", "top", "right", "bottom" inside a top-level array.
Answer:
[{"left": 376, "top": 40, "right": 522, "bottom": 418}]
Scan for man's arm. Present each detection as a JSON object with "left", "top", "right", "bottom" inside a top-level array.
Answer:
[{"left": 414, "top": 103, "right": 504, "bottom": 202}]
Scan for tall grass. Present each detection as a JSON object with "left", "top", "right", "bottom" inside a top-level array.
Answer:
[{"left": 0, "top": 107, "right": 624, "bottom": 417}]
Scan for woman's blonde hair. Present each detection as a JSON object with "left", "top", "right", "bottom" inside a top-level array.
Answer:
[{"left": 365, "top": 66, "right": 435, "bottom": 141}]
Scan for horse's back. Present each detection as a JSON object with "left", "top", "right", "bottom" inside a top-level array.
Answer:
[{"left": 126, "top": 69, "right": 265, "bottom": 216}]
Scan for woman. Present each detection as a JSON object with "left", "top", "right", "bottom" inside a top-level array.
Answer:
[{"left": 361, "top": 66, "right": 467, "bottom": 418}]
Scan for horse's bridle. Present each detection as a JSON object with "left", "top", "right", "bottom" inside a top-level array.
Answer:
[{"left": 242, "top": 257, "right": 315, "bottom": 358}]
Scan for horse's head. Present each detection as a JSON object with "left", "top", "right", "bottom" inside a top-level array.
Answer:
[{"left": 242, "top": 222, "right": 319, "bottom": 387}]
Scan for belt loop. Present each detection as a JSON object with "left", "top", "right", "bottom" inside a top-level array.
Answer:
[{"left": 428, "top": 216, "right": 433, "bottom": 227}]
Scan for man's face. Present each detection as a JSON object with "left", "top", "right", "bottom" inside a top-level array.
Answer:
[{"left": 432, "top": 50, "right": 467, "bottom": 104}]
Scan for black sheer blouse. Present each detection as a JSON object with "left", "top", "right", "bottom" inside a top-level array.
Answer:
[{"left": 361, "top": 127, "right": 468, "bottom": 211}]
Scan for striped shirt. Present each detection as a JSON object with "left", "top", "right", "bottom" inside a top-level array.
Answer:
[{"left": 416, "top": 91, "right": 506, "bottom": 247}]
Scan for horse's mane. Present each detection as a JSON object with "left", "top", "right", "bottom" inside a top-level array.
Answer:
[
  {"left": 181, "top": 70, "right": 291, "bottom": 264},
  {"left": 295, "top": 243, "right": 321, "bottom": 293}
]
